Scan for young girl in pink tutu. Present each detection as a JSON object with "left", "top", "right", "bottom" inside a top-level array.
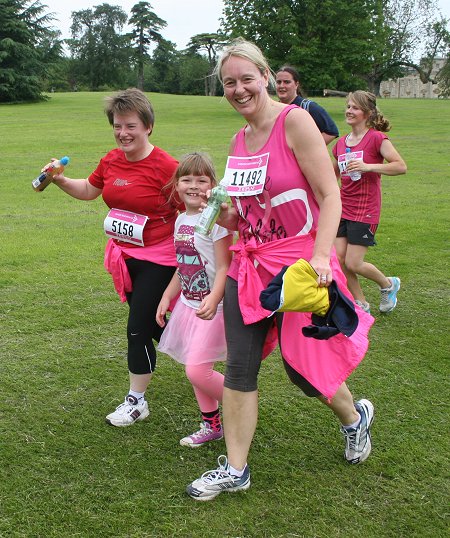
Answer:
[{"left": 156, "top": 153, "right": 233, "bottom": 447}]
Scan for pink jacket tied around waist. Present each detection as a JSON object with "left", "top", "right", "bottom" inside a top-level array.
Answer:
[
  {"left": 104, "top": 239, "right": 179, "bottom": 309},
  {"left": 230, "top": 233, "right": 318, "bottom": 324},
  {"left": 230, "top": 233, "right": 374, "bottom": 399},
  {"left": 104, "top": 239, "right": 132, "bottom": 302}
]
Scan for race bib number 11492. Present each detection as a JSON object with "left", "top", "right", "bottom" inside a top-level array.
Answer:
[{"left": 223, "top": 153, "right": 269, "bottom": 196}]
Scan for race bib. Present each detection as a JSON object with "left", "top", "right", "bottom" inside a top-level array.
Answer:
[
  {"left": 104, "top": 208, "right": 148, "bottom": 246},
  {"left": 223, "top": 153, "right": 269, "bottom": 196}
]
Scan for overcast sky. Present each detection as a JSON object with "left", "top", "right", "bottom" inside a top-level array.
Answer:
[
  {"left": 440, "top": 0, "right": 450, "bottom": 18},
  {"left": 43, "top": 0, "right": 225, "bottom": 50}
]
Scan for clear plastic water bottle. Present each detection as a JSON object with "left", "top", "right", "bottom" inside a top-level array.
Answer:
[
  {"left": 194, "top": 182, "right": 228, "bottom": 236},
  {"left": 32, "top": 156, "right": 70, "bottom": 191},
  {"left": 345, "top": 148, "right": 361, "bottom": 181}
]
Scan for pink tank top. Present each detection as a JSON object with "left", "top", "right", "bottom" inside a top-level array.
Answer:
[{"left": 228, "top": 105, "right": 320, "bottom": 282}]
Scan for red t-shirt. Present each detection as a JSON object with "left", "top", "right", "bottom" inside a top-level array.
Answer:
[
  {"left": 333, "top": 129, "right": 388, "bottom": 224},
  {"left": 89, "top": 147, "right": 181, "bottom": 247}
]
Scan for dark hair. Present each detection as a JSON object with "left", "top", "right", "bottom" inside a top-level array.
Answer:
[
  {"left": 276, "top": 65, "right": 305, "bottom": 97},
  {"left": 104, "top": 88, "right": 154, "bottom": 130},
  {"left": 348, "top": 90, "right": 391, "bottom": 132},
  {"left": 165, "top": 152, "right": 217, "bottom": 205}
]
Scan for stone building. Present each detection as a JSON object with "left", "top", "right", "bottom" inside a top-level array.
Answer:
[{"left": 380, "top": 58, "right": 446, "bottom": 98}]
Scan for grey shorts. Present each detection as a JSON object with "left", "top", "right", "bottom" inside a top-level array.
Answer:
[{"left": 223, "top": 278, "right": 321, "bottom": 397}]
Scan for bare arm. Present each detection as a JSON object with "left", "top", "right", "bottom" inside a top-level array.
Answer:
[
  {"left": 155, "top": 271, "right": 182, "bottom": 327},
  {"left": 322, "top": 132, "right": 337, "bottom": 146},
  {"left": 332, "top": 156, "right": 341, "bottom": 180},
  {"left": 53, "top": 174, "right": 102, "bottom": 201},
  {"left": 196, "top": 234, "right": 233, "bottom": 320},
  {"left": 285, "top": 108, "right": 342, "bottom": 284},
  {"left": 347, "top": 139, "right": 407, "bottom": 176}
]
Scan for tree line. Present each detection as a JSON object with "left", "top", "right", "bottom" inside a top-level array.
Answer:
[{"left": 0, "top": 0, "right": 448, "bottom": 103}]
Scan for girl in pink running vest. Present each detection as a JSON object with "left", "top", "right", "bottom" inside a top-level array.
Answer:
[{"left": 332, "top": 91, "right": 407, "bottom": 314}]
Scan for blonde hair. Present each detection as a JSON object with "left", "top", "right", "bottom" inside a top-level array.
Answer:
[
  {"left": 165, "top": 152, "right": 217, "bottom": 205},
  {"left": 104, "top": 88, "right": 154, "bottom": 130},
  {"left": 214, "top": 37, "right": 276, "bottom": 89},
  {"left": 348, "top": 90, "right": 391, "bottom": 132}
]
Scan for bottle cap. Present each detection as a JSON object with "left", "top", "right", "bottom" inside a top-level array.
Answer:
[{"left": 60, "top": 156, "right": 70, "bottom": 165}]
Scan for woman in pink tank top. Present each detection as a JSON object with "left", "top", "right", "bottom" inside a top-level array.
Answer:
[{"left": 186, "top": 39, "right": 375, "bottom": 501}]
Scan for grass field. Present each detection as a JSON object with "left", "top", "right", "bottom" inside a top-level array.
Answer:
[{"left": 1, "top": 92, "right": 449, "bottom": 538}]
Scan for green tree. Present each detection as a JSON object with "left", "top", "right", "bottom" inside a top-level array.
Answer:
[
  {"left": 361, "top": 0, "right": 448, "bottom": 94},
  {"left": 0, "top": 0, "right": 56, "bottom": 102},
  {"left": 68, "top": 3, "right": 131, "bottom": 90},
  {"left": 178, "top": 50, "right": 211, "bottom": 95},
  {"left": 221, "top": 0, "right": 448, "bottom": 95},
  {"left": 186, "top": 33, "right": 228, "bottom": 95},
  {"left": 128, "top": 1, "right": 167, "bottom": 90},
  {"left": 414, "top": 18, "right": 449, "bottom": 86},
  {"left": 35, "top": 28, "right": 70, "bottom": 91},
  {"left": 151, "top": 38, "right": 180, "bottom": 93},
  {"left": 221, "top": 0, "right": 372, "bottom": 94},
  {"left": 436, "top": 57, "right": 450, "bottom": 97}
]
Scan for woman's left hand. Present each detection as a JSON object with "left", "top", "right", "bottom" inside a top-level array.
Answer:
[
  {"left": 347, "top": 159, "right": 369, "bottom": 173},
  {"left": 309, "top": 255, "right": 332, "bottom": 287}
]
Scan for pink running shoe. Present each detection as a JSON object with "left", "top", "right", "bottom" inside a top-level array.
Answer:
[{"left": 180, "top": 422, "right": 223, "bottom": 448}]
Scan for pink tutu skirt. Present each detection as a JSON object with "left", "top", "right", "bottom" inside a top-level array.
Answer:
[{"left": 157, "top": 299, "right": 227, "bottom": 365}]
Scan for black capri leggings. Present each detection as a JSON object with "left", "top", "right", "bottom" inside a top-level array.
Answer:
[
  {"left": 125, "top": 258, "right": 176, "bottom": 375},
  {"left": 223, "top": 277, "right": 321, "bottom": 397}
]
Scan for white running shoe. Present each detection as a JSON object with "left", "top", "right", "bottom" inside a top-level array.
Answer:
[
  {"left": 341, "top": 399, "right": 374, "bottom": 464},
  {"left": 105, "top": 394, "right": 149, "bottom": 427},
  {"left": 186, "top": 455, "right": 250, "bottom": 501}
]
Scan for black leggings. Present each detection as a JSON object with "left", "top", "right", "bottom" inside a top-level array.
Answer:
[{"left": 125, "top": 258, "right": 176, "bottom": 375}]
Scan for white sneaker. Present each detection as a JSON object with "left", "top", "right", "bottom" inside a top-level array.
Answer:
[
  {"left": 341, "top": 399, "right": 374, "bottom": 464},
  {"left": 186, "top": 455, "right": 251, "bottom": 501},
  {"left": 105, "top": 394, "right": 149, "bottom": 427}
]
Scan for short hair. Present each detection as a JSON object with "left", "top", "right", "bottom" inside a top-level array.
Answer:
[
  {"left": 347, "top": 90, "right": 391, "bottom": 132},
  {"left": 214, "top": 37, "right": 276, "bottom": 89},
  {"left": 104, "top": 88, "right": 154, "bottom": 129}
]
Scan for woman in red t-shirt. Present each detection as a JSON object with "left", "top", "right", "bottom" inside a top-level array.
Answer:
[
  {"left": 51, "top": 88, "right": 181, "bottom": 427},
  {"left": 332, "top": 91, "right": 407, "bottom": 314}
]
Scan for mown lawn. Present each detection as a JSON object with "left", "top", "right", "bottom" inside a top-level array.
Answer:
[{"left": 0, "top": 92, "right": 448, "bottom": 537}]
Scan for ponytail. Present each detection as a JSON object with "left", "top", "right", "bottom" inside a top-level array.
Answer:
[{"left": 348, "top": 90, "right": 391, "bottom": 132}]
